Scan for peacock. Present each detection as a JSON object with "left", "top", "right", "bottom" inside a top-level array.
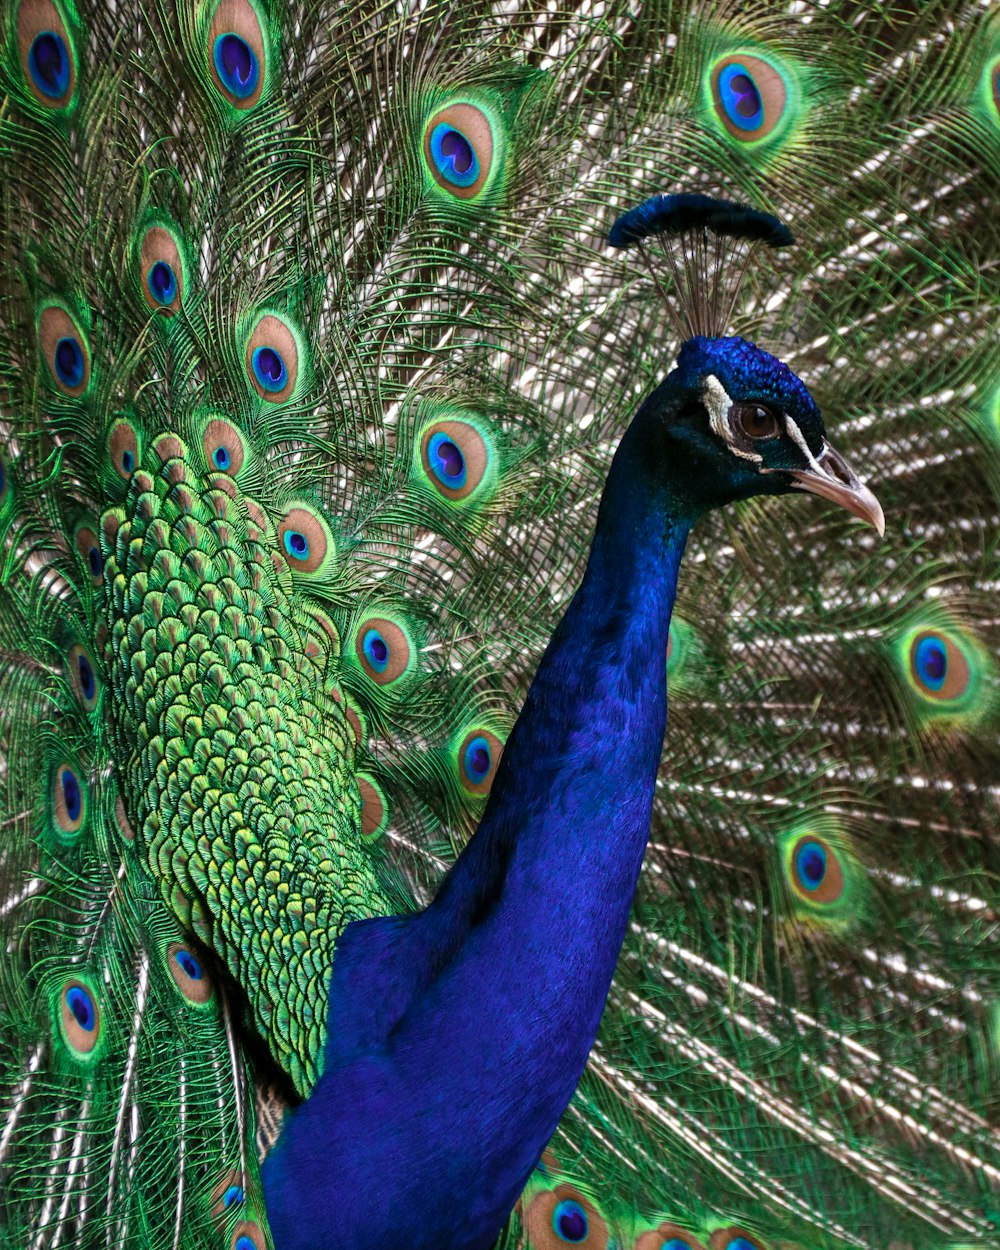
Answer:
[
  {"left": 0, "top": 1, "right": 997, "bottom": 1248},
  {"left": 259, "top": 194, "right": 889, "bottom": 1250}
]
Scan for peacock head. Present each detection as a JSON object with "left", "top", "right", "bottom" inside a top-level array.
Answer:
[
  {"left": 658, "top": 333, "right": 884, "bottom": 533},
  {"left": 609, "top": 193, "right": 883, "bottom": 533}
]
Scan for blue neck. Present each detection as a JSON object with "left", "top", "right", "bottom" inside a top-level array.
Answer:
[
  {"left": 429, "top": 426, "right": 688, "bottom": 1004},
  {"left": 263, "top": 392, "right": 692, "bottom": 1250}
]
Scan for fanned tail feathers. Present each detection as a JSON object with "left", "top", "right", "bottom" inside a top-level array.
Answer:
[{"left": 1, "top": 1, "right": 998, "bottom": 1248}]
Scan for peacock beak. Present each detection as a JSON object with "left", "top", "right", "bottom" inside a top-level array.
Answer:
[{"left": 788, "top": 442, "right": 885, "bottom": 536}]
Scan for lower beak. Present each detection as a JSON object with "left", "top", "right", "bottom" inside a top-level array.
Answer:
[{"left": 789, "top": 443, "right": 885, "bottom": 537}]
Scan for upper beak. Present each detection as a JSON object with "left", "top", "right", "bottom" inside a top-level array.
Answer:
[{"left": 789, "top": 442, "right": 885, "bottom": 537}]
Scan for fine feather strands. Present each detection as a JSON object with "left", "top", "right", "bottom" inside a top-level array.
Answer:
[{"left": 607, "top": 192, "right": 795, "bottom": 339}]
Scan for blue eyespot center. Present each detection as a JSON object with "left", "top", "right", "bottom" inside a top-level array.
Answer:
[
  {"left": 795, "top": 840, "right": 827, "bottom": 891},
  {"left": 718, "top": 63, "right": 764, "bottom": 131},
  {"left": 362, "top": 629, "right": 389, "bottom": 672},
  {"left": 77, "top": 653, "right": 96, "bottom": 701},
  {"left": 463, "top": 736, "right": 492, "bottom": 783},
  {"left": 235, "top": 1237, "right": 258, "bottom": 1250},
  {"left": 174, "top": 949, "right": 203, "bottom": 980},
  {"left": 213, "top": 445, "right": 231, "bottom": 470},
  {"left": 87, "top": 546, "right": 103, "bottom": 577},
  {"left": 61, "top": 769, "right": 82, "bottom": 823},
  {"left": 428, "top": 432, "right": 467, "bottom": 488},
  {"left": 552, "top": 1199, "right": 588, "bottom": 1242},
  {"left": 726, "top": 1239, "right": 757, "bottom": 1250},
  {"left": 54, "top": 336, "right": 84, "bottom": 388},
  {"left": 252, "top": 345, "right": 287, "bottom": 392},
  {"left": 213, "top": 33, "right": 259, "bottom": 99},
  {"left": 223, "top": 1184, "right": 244, "bottom": 1208},
  {"left": 429, "top": 123, "right": 479, "bottom": 188},
  {"left": 283, "top": 530, "right": 309, "bottom": 560},
  {"left": 915, "top": 635, "right": 947, "bottom": 690},
  {"left": 28, "top": 32, "right": 70, "bottom": 98},
  {"left": 66, "top": 985, "right": 95, "bottom": 1031},
  {"left": 148, "top": 260, "right": 177, "bottom": 305},
  {"left": 662, "top": 1241, "right": 694, "bottom": 1250}
]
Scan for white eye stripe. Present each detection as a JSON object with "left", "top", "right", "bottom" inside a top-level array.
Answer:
[
  {"left": 783, "top": 414, "right": 826, "bottom": 475},
  {"left": 704, "top": 374, "right": 763, "bottom": 464},
  {"left": 703, "top": 374, "right": 732, "bottom": 438},
  {"left": 704, "top": 376, "right": 822, "bottom": 469}
]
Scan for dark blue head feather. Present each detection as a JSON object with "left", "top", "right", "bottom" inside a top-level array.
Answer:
[
  {"left": 608, "top": 193, "right": 794, "bottom": 250},
  {"left": 607, "top": 193, "right": 795, "bottom": 339},
  {"left": 675, "top": 334, "right": 821, "bottom": 451}
]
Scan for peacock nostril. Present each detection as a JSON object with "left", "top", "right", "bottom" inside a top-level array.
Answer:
[{"left": 821, "top": 449, "right": 852, "bottom": 485}]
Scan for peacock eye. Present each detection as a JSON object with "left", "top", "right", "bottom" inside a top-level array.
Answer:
[
  {"left": 148, "top": 260, "right": 178, "bottom": 305},
  {"left": 29, "top": 32, "right": 71, "bottom": 99},
  {"left": 732, "top": 403, "right": 781, "bottom": 440},
  {"left": 214, "top": 33, "right": 259, "bottom": 99},
  {"left": 552, "top": 1198, "right": 589, "bottom": 1242}
]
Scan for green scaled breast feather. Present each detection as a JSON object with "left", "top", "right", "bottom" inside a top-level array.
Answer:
[{"left": 101, "top": 423, "right": 387, "bottom": 1092}]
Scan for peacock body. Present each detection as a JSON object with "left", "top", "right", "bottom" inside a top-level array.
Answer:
[{"left": 1, "top": 1, "right": 998, "bottom": 1249}]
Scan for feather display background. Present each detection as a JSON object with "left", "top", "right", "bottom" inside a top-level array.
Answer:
[{"left": 0, "top": 1, "right": 998, "bottom": 1247}]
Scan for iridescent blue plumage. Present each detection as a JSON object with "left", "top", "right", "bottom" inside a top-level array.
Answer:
[
  {"left": 717, "top": 63, "right": 765, "bottom": 131},
  {"left": 914, "top": 634, "right": 947, "bottom": 690},
  {"left": 75, "top": 651, "right": 95, "bottom": 701},
  {"left": 552, "top": 1199, "right": 588, "bottom": 1241},
  {"left": 252, "top": 344, "right": 288, "bottom": 391},
  {"left": 428, "top": 431, "right": 469, "bottom": 488},
  {"left": 430, "top": 123, "right": 481, "bottom": 188},
  {"left": 60, "top": 770, "right": 82, "bottom": 821},
  {"left": 147, "top": 259, "right": 177, "bottom": 304},
  {"left": 675, "top": 336, "right": 819, "bottom": 443},
  {"left": 462, "top": 736, "right": 493, "bottom": 785},
  {"left": 262, "top": 331, "right": 882, "bottom": 1249},
  {"left": 65, "top": 984, "right": 95, "bottom": 1030}
]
